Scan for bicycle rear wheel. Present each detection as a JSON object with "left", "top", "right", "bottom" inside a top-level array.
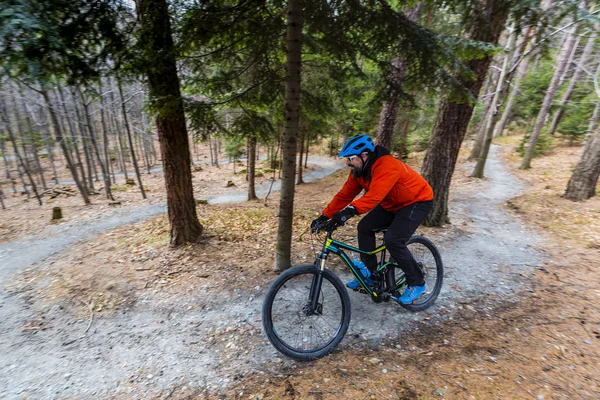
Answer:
[
  {"left": 262, "top": 264, "right": 351, "bottom": 360},
  {"left": 386, "top": 235, "right": 443, "bottom": 312}
]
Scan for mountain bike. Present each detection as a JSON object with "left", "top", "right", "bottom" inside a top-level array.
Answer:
[{"left": 262, "top": 222, "right": 443, "bottom": 360}]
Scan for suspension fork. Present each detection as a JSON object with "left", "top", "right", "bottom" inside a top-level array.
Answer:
[{"left": 309, "top": 249, "right": 329, "bottom": 312}]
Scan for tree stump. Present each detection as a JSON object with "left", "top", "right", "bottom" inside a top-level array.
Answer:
[
  {"left": 126, "top": 178, "right": 136, "bottom": 186},
  {"left": 52, "top": 207, "right": 63, "bottom": 221}
]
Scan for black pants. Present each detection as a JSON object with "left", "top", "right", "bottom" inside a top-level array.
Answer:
[{"left": 357, "top": 201, "right": 433, "bottom": 287}]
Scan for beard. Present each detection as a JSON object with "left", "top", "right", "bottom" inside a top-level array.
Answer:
[{"left": 351, "top": 164, "right": 364, "bottom": 178}]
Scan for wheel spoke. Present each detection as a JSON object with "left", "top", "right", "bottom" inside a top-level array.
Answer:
[{"left": 268, "top": 271, "right": 345, "bottom": 354}]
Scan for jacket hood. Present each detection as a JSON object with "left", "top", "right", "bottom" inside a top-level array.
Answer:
[{"left": 356, "top": 145, "right": 390, "bottom": 180}]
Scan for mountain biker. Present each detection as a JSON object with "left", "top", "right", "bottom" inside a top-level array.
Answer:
[{"left": 311, "top": 134, "right": 434, "bottom": 304}]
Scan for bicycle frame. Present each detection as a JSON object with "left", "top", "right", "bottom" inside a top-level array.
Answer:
[{"left": 312, "top": 229, "right": 402, "bottom": 304}]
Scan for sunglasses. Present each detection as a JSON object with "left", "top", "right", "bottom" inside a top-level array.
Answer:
[{"left": 346, "top": 155, "right": 359, "bottom": 162}]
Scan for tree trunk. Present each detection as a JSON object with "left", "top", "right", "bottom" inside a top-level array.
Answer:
[
  {"left": 138, "top": 0, "right": 203, "bottom": 245},
  {"left": 494, "top": 53, "right": 531, "bottom": 137},
  {"left": 304, "top": 131, "right": 309, "bottom": 168},
  {"left": 375, "top": 3, "right": 422, "bottom": 149},
  {"left": 43, "top": 90, "right": 90, "bottom": 204},
  {"left": 0, "top": 95, "right": 42, "bottom": 205},
  {"left": 421, "top": 0, "right": 510, "bottom": 226},
  {"left": 21, "top": 98, "right": 47, "bottom": 189},
  {"left": 71, "top": 87, "right": 97, "bottom": 189},
  {"left": 472, "top": 22, "right": 518, "bottom": 178},
  {"left": 107, "top": 76, "right": 128, "bottom": 181},
  {"left": 585, "top": 100, "right": 600, "bottom": 147},
  {"left": 275, "top": 0, "right": 303, "bottom": 271},
  {"left": 0, "top": 139, "right": 17, "bottom": 194},
  {"left": 247, "top": 135, "right": 258, "bottom": 200},
  {"left": 521, "top": 28, "right": 578, "bottom": 169},
  {"left": 397, "top": 115, "right": 411, "bottom": 159},
  {"left": 297, "top": 127, "right": 304, "bottom": 184},
  {"left": 558, "top": 35, "right": 581, "bottom": 86},
  {"left": 77, "top": 88, "right": 114, "bottom": 200},
  {"left": 57, "top": 85, "right": 88, "bottom": 194},
  {"left": 37, "top": 105, "right": 59, "bottom": 184},
  {"left": 548, "top": 32, "right": 597, "bottom": 136},
  {"left": 117, "top": 77, "right": 146, "bottom": 199},
  {"left": 98, "top": 80, "right": 113, "bottom": 187},
  {"left": 12, "top": 90, "right": 37, "bottom": 189},
  {"left": 564, "top": 124, "right": 600, "bottom": 200},
  {"left": 468, "top": 64, "right": 500, "bottom": 160}
]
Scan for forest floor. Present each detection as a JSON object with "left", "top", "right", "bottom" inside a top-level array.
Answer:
[{"left": 0, "top": 136, "right": 599, "bottom": 399}]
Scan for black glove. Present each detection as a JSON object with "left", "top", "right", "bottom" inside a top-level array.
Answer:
[
  {"left": 311, "top": 214, "right": 328, "bottom": 232},
  {"left": 331, "top": 206, "right": 358, "bottom": 227}
]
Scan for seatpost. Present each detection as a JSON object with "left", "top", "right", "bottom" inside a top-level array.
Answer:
[{"left": 379, "top": 234, "right": 386, "bottom": 270}]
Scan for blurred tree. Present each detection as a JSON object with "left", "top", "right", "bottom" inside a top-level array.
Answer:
[{"left": 421, "top": 0, "right": 511, "bottom": 226}]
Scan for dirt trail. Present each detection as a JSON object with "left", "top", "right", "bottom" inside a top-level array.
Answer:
[
  {"left": 337, "top": 145, "right": 545, "bottom": 346},
  {"left": 0, "top": 146, "right": 546, "bottom": 399}
]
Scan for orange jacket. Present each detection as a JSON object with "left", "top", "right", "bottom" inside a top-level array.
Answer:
[{"left": 322, "top": 155, "right": 433, "bottom": 217}]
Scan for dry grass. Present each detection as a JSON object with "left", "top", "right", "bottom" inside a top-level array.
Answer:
[{"left": 4, "top": 138, "right": 600, "bottom": 399}]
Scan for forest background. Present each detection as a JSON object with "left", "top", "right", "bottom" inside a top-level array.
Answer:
[{"left": 1, "top": 0, "right": 600, "bottom": 398}]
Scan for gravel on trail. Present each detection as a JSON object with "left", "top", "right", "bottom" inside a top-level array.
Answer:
[{"left": 0, "top": 146, "right": 545, "bottom": 399}]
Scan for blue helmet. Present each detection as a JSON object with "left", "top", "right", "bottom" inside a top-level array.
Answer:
[{"left": 338, "top": 134, "right": 375, "bottom": 157}]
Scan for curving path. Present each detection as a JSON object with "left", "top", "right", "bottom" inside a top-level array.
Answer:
[{"left": 0, "top": 147, "right": 545, "bottom": 398}]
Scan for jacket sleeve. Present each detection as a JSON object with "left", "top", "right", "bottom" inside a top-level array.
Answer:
[
  {"left": 349, "top": 159, "right": 402, "bottom": 214},
  {"left": 322, "top": 174, "right": 363, "bottom": 218}
]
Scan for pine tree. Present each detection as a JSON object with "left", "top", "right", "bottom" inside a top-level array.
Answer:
[{"left": 137, "top": 0, "right": 204, "bottom": 245}]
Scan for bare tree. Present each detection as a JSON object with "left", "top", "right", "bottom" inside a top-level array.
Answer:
[
  {"left": 521, "top": 27, "right": 578, "bottom": 169},
  {"left": 468, "top": 54, "right": 502, "bottom": 160},
  {"left": 57, "top": 85, "right": 88, "bottom": 193},
  {"left": 77, "top": 87, "right": 113, "bottom": 200},
  {"left": 42, "top": 89, "right": 90, "bottom": 204},
  {"left": 117, "top": 77, "right": 146, "bottom": 198},
  {"left": 34, "top": 104, "right": 59, "bottom": 184},
  {"left": 0, "top": 94, "right": 42, "bottom": 205},
  {"left": 19, "top": 96, "right": 47, "bottom": 189},
  {"left": 548, "top": 32, "right": 597, "bottom": 136},
  {"left": 296, "top": 126, "right": 305, "bottom": 185},
  {"left": 472, "top": 22, "right": 518, "bottom": 178},
  {"left": 0, "top": 139, "right": 17, "bottom": 194},
  {"left": 247, "top": 135, "right": 258, "bottom": 200}
]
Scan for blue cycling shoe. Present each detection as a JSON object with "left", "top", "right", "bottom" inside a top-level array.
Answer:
[
  {"left": 346, "top": 261, "right": 374, "bottom": 290},
  {"left": 346, "top": 275, "right": 376, "bottom": 290},
  {"left": 399, "top": 285, "right": 427, "bottom": 304}
]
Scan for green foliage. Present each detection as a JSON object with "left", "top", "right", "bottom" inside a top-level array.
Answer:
[
  {"left": 510, "top": 60, "right": 554, "bottom": 126},
  {"left": 230, "top": 109, "right": 274, "bottom": 142},
  {"left": 557, "top": 89, "right": 596, "bottom": 142},
  {"left": 224, "top": 135, "right": 245, "bottom": 161},
  {"left": 185, "top": 100, "right": 223, "bottom": 141},
  {"left": 176, "top": 0, "right": 506, "bottom": 155},
  {"left": 0, "top": 0, "right": 131, "bottom": 86},
  {"left": 517, "top": 131, "right": 553, "bottom": 158},
  {"left": 406, "top": 96, "right": 438, "bottom": 153},
  {"left": 466, "top": 97, "right": 486, "bottom": 137}
]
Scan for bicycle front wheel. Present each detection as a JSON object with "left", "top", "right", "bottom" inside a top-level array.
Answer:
[
  {"left": 387, "top": 235, "right": 444, "bottom": 312},
  {"left": 262, "top": 264, "right": 351, "bottom": 360}
]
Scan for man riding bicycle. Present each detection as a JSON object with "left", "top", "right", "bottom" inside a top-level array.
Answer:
[{"left": 311, "top": 134, "right": 434, "bottom": 304}]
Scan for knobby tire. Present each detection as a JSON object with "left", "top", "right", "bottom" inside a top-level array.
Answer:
[{"left": 262, "top": 264, "right": 351, "bottom": 360}]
